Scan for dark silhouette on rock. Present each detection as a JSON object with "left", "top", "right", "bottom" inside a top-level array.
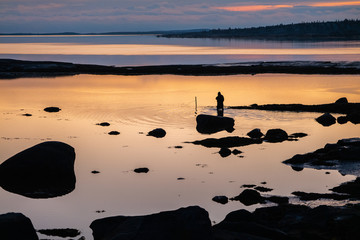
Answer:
[
  {"left": 134, "top": 167, "right": 149, "bottom": 173},
  {"left": 212, "top": 196, "right": 229, "bottom": 204},
  {"left": 190, "top": 136, "right": 262, "bottom": 148},
  {"left": 90, "top": 206, "right": 212, "bottom": 240},
  {"left": 0, "top": 212, "right": 39, "bottom": 240},
  {"left": 283, "top": 138, "right": 360, "bottom": 176},
  {"left": 196, "top": 114, "right": 234, "bottom": 134},
  {"left": 147, "top": 128, "right": 166, "bottom": 138},
  {"left": 0, "top": 141, "right": 76, "bottom": 198},
  {"left": 264, "top": 129, "right": 288, "bottom": 142},
  {"left": 219, "top": 148, "right": 231, "bottom": 158},
  {"left": 247, "top": 128, "right": 264, "bottom": 139},
  {"left": 316, "top": 112, "right": 336, "bottom": 126},
  {"left": 44, "top": 107, "right": 61, "bottom": 112},
  {"left": 216, "top": 92, "right": 224, "bottom": 116}
]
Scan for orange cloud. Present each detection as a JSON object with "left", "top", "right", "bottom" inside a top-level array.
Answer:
[
  {"left": 215, "top": 1, "right": 360, "bottom": 12},
  {"left": 216, "top": 5, "right": 293, "bottom": 12}
]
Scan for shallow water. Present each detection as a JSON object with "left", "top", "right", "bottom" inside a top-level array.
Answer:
[{"left": 0, "top": 74, "right": 359, "bottom": 239}]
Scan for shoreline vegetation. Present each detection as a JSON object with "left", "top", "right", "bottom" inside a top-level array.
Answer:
[
  {"left": 1, "top": 59, "right": 360, "bottom": 79},
  {"left": 161, "top": 19, "right": 360, "bottom": 40}
]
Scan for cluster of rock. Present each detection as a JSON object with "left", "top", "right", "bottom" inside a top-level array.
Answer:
[{"left": 283, "top": 138, "right": 360, "bottom": 176}]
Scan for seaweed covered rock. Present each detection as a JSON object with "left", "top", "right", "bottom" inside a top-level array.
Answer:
[{"left": 0, "top": 141, "right": 76, "bottom": 198}]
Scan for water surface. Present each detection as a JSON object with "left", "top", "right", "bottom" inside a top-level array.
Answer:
[{"left": 0, "top": 74, "right": 359, "bottom": 239}]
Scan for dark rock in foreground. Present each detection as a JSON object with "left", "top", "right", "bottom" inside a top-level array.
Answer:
[
  {"left": 0, "top": 141, "right": 76, "bottom": 198},
  {"left": 0, "top": 212, "right": 39, "bottom": 240},
  {"left": 264, "top": 128, "right": 288, "bottom": 142},
  {"left": 316, "top": 112, "right": 336, "bottom": 126},
  {"left": 283, "top": 138, "right": 360, "bottom": 176},
  {"left": 147, "top": 128, "right": 166, "bottom": 138},
  {"left": 213, "top": 204, "right": 360, "bottom": 240},
  {"left": 38, "top": 228, "right": 81, "bottom": 238},
  {"left": 190, "top": 136, "right": 262, "bottom": 148},
  {"left": 196, "top": 114, "right": 234, "bottom": 134},
  {"left": 44, "top": 106, "right": 61, "bottom": 113},
  {"left": 90, "top": 206, "right": 212, "bottom": 240}
]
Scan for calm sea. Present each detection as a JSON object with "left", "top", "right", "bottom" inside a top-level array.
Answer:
[{"left": 0, "top": 35, "right": 359, "bottom": 239}]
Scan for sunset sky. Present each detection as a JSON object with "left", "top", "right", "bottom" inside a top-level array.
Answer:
[{"left": 1, "top": 0, "right": 359, "bottom": 33}]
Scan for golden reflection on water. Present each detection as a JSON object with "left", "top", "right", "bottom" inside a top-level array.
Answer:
[
  {"left": 0, "top": 74, "right": 359, "bottom": 239},
  {"left": 1, "top": 43, "right": 360, "bottom": 55}
]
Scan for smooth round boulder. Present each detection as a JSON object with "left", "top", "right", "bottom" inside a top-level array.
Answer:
[
  {"left": 147, "top": 128, "right": 166, "bottom": 138},
  {"left": 0, "top": 141, "right": 76, "bottom": 198},
  {"left": 264, "top": 129, "right": 288, "bottom": 143},
  {"left": 247, "top": 128, "right": 264, "bottom": 139},
  {"left": 44, "top": 107, "right": 61, "bottom": 113}
]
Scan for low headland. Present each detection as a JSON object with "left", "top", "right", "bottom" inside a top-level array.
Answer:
[{"left": 1, "top": 59, "right": 360, "bottom": 79}]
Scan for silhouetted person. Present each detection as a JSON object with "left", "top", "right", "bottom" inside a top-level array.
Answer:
[{"left": 216, "top": 92, "right": 224, "bottom": 116}]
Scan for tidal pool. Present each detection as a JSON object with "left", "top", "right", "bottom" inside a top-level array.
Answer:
[{"left": 0, "top": 74, "right": 359, "bottom": 239}]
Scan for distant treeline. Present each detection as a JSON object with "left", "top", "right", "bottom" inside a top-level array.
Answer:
[{"left": 161, "top": 19, "right": 360, "bottom": 40}]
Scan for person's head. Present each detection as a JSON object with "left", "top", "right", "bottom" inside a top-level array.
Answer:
[{"left": 218, "top": 91, "right": 221, "bottom": 95}]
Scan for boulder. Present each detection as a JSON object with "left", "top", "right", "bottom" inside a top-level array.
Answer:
[
  {"left": 247, "top": 128, "right": 263, "bottom": 139},
  {"left": 196, "top": 114, "right": 234, "bottom": 134},
  {"left": 134, "top": 167, "right": 149, "bottom": 173},
  {"left": 315, "top": 113, "right": 336, "bottom": 126},
  {"left": 230, "top": 189, "right": 265, "bottom": 206},
  {"left": 219, "top": 148, "right": 231, "bottom": 158},
  {"left": 212, "top": 196, "right": 229, "bottom": 204},
  {"left": 44, "top": 107, "right": 61, "bottom": 112},
  {"left": 264, "top": 129, "right": 288, "bottom": 143},
  {"left": 0, "top": 141, "right": 76, "bottom": 198},
  {"left": 0, "top": 212, "right": 38, "bottom": 240},
  {"left": 337, "top": 116, "right": 348, "bottom": 124},
  {"left": 147, "top": 128, "right": 166, "bottom": 138},
  {"left": 108, "top": 131, "right": 120, "bottom": 135},
  {"left": 96, "top": 122, "right": 110, "bottom": 126},
  {"left": 347, "top": 111, "right": 360, "bottom": 124},
  {"left": 90, "top": 206, "right": 212, "bottom": 240},
  {"left": 335, "top": 97, "right": 348, "bottom": 104}
]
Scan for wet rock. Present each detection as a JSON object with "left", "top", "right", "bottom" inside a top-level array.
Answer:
[
  {"left": 241, "top": 184, "right": 256, "bottom": 188},
  {"left": 96, "top": 122, "right": 110, "bottom": 126},
  {"left": 292, "top": 191, "right": 350, "bottom": 201},
  {"left": 283, "top": 138, "right": 360, "bottom": 176},
  {"left": 0, "top": 141, "right": 76, "bottom": 198},
  {"left": 230, "top": 189, "right": 265, "bottom": 206},
  {"left": 38, "top": 228, "right": 81, "bottom": 238},
  {"left": 347, "top": 111, "right": 360, "bottom": 124},
  {"left": 22, "top": 113, "right": 32, "bottom": 117},
  {"left": 90, "top": 206, "right": 212, "bottom": 240},
  {"left": 219, "top": 148, "right": 231, "bottom": 158},
  {"left": 134, "top": 167, "right": 149, "bottom": 173},
  {"left": 108, "top": 131, "right": 120, "bottom": 135},
  {"left": 44, "top": 106, "right": 61, "bottom": 112},
  {"left": 267, "top": 196, "right": 289, "bottom": 205},
  {"left": 232, "top": 149, "right": 242, "bottom": 155},
  {"left": 0, "top": 212, "right": 38, "bottom": 240},
  {"left": 147, "top": 128, "right": 166, "bottom": 138},
  {"left": 212, "top": 196, "right": 229, "bottom": 204},
  {"left": 254, "top": 186, "right": 273, "bottom": 192},
  {"left": 288, "top": 132, "right": 308, "bottom": 139},
  {"left": 335, "top": 97, "right": 348, "bottom": 104},
  {"left": 331, "top": 177, "right": 360, "bottom": 197},
  {"left": 190, "top": 136, "right": 262, "bottom": 148},
  {"left": 264, "top": 128, "right": 288, "bottom": 143},
  {"left": 247, "top": 128, "right": 263, "bottom": 139},
  {"left": 315, "top": 113, "right": 336, "bottom": 126},
  {"left": 337, "top": 115, "right": 348, "bottom": 124},
  {"left": 196, "top": 114, "right": 234, "bottom": 134},
  {"left": 177, "top": 177, "right": 185, "bottom": 180},
  {"left": 91, "top": 170, "right": 100, "bottom": 174}
]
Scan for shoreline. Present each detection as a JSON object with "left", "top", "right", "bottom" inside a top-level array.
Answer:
[{"left": 1, "top": 59, "right": 360, "bottom": 79}]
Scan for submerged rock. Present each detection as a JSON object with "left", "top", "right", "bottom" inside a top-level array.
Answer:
[
  {"left": 316, "top": 112, "right": 336, "bottom": 126},
  {"left": 90, "top": 206, "right": 212, "bottom": 240},
  {"left": 0, "top": 212, "right": 38, "bottom": 240},
  {"left": 147, "top": 128, "right": 166, "bottom": 138},
  {"left": 44, "top": 107, "right": 61, "bottom": 113},
  {"left": 190, "top": 136, "right": 262, "bottom": 148},
  {"left": 0, "top": 141, "right": 76, "bottom": 198},
  {"left": 196, "top": 114, "right": 235, "bottom": 134},
  {"left": 96, "top": 122, "right": 110, "bottom": 126},
  {"left": 134, "top": 167, "right": 149, "bottom": 173}
]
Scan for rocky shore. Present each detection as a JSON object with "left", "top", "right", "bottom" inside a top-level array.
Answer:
[{"left": 1, "top": 59, "right": 360, "bottom": 79}]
